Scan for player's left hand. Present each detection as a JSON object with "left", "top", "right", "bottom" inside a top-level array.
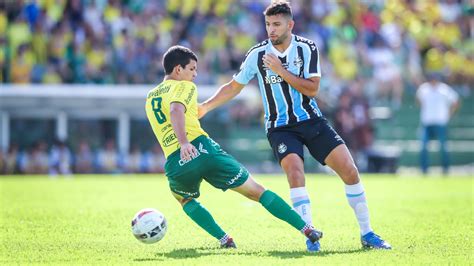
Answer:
[{"left": 263, "top": 53, "right": 284, "bottom": 75}]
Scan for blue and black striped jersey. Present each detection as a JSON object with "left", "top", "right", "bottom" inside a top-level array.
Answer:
[{"left": 234, "top": 34, "right": 323, "bottom": 131}]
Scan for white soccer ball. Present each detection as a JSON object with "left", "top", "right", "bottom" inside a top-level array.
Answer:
[{"left": 131, "top": 208, "right": 167, "bottom": 244}]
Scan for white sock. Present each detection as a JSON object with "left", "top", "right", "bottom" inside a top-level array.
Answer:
[
  {"left": 290, "top": 187, "right": 313, "bottom": 226},
  {"left": 345, "top": 182, "right": 373, "bottom": 236}
]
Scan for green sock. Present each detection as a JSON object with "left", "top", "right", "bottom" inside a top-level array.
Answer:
[
  {"left": 182, "top": 199, "right": 226, "bottom": 240},
  {"left": 259, "top": 190, "right": 306, "bottom": 231}
]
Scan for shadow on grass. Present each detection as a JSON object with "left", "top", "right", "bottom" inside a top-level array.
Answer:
[
  {"left": 134, "top": 247, "right": 369, "bottom": 261},
  {"left": 269, "top": 248, "right": 370, "bottom": 258},
  {"left": 134, "top": 247, "right": 226, "bottom": 261}
]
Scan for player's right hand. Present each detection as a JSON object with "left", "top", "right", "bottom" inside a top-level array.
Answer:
[{"left": 180, "top": 142, "right": 198, "bottom": 162}]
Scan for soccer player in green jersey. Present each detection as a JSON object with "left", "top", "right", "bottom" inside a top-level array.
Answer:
[{"left": 145, "top": 45, "right": 322, "bottom": 249}]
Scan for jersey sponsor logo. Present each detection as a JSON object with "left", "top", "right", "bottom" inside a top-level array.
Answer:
[
  {"left": 161, "top": 124, "right": 172, "bottom": 133},
  {"left": 265, "top": 75, "right": 284, "bottom": 84},
  {"left": 185, "top": 87, "right": 195, "bottom": 104},
  {"left": 227, "top": 167, "right": 244, "bottom": 185},
  {"left": 295, "top": 35, "right": 317, "bottom": 51},
  {"left": 263, "top": 59, "right": 289, "bottom": 84},
  {"left": 178, "top": 150, "right": 201, "bottom": 166},
  {"left": 278, "top": 143, "right": 287, "bottom": 154},
  {"left": 178, "top": 143, "right": 207, "bottom": 166},
  {"left": 162, "top": 130, "right": 178, "bottom": 147},
  {"left": 147, "top": 85, "right": 171, "bottom": 98}
]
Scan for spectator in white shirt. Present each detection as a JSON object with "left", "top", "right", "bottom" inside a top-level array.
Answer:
[{"left": 416, "top": 73, "right": 459, "bottom": 174}]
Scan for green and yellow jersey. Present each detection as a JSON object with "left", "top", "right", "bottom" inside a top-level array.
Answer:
[{"left": 145, "top": 80, "right": 208, "bottom": 158}]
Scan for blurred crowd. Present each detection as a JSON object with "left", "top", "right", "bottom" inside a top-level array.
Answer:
[
  {"left": 1, "top": 0, "right": 473, "bottom": 173},
  {"left": 0, "top": 139, "right": 166, "bottom": 175},
  {"left": 1, "top": 0, "right": 472, "bottom": 88}
]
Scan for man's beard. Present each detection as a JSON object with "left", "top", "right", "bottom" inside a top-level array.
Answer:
[
  {"left": 270, "top": 32, "right": 288, "bottom": 45},
  {"left": 271, "top": 38, "right": 283, "bottom": 45}
]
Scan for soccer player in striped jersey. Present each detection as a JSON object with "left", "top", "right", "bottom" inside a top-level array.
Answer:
[
  {"left": 199, "top": 1, "right": 391, "bottom": 251},
  {"left": 145, "top": 45, "right": 322, "bottom": 249}
]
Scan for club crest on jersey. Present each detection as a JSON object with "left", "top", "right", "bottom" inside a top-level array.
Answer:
[
  {"left": 293, "top": 57, "right": 303, "bottom": 68},
  {"left": 278, "top": 143, "right": 287, "bottom": 154}
]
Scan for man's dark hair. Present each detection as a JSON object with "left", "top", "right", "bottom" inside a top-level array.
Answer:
[
  {"left": 162, "top": 45, "right": 198, "bottom": 75},
  {"left": 263, "top": 1, "right": 293, "bottom": 18}
]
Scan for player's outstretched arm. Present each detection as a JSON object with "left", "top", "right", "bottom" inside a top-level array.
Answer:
[
  {"left": 170, "top": 102, "right": 198, "bottom": 161},
  {"left": 198, "top": 80, "right": 245, "bottom": 118}
]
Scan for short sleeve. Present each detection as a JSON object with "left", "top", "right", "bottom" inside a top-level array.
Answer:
[{"left": 233, "top": 50, "right": 257, "bottom": 85}]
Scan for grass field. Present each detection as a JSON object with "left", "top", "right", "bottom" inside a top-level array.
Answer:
[{"left": 0, "top": 174, "right": 472, "bottom": 265}]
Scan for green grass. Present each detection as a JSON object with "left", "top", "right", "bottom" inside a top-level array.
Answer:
[{"left": 0, "top": 174, "right": 472, "bottom": 265}]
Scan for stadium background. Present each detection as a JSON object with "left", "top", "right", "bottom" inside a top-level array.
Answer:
[{"left": 0, "top": 0, "right": 472, "bottom": 175}]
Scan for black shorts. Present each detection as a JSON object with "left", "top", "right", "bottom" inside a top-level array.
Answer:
[{"left": 267, "top": 118, "right": 345, "bottom": 165}]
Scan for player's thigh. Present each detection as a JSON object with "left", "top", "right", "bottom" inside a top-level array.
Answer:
[
  {"left": 203, "top": 152, "right": 250, "bottom": 192},
  {"left": 165, "top": 152, "right": 203, "bottom": 199},
  {"left": 267, "top": 129, "right": 304, "bottom": 164},
  {"left": 304, "top": 119, "right": 345, "bottom": 165},
  {"left": 167, "top": 172, "right": 203, "bottom": 199}
]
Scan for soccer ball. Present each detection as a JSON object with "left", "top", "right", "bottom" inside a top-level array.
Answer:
[{"left": 131, "top": 208, "right": 167, "bottom": 244}]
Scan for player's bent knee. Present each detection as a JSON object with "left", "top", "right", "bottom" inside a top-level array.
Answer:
[
  {"left": 281, "top": 155, "right": 305, "bottom": 187},
  {"left": 344, "top": 163, "right": 360, "bottom": 184},
  {"left": 287, "top": 167, "right": 305, "bottom": 178},
  {"left": 287, "top": 170, "right": 305, "bottom": 187}
]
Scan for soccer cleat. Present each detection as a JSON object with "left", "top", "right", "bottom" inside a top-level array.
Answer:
[
  {"left": 304, "top": 228, "right": 323, "bottom": 244},
  {"left": 306, "top": 239, "right": 321, "bottom": 252},
  {"left": 361, "top": 232, "right": 391, "bottom": 249},
  {"left": 220, "top": 237, "right": 237, "bottom": 249}
]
